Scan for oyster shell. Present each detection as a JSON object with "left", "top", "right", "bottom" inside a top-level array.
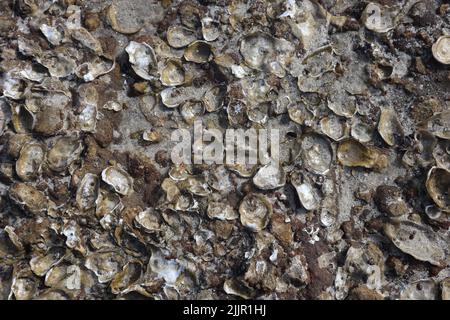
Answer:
[
  {"left": 184, "top": 41, "right": 213, "bottom": 63},
  {"left": 40, "top": 24, "right": 64, "bottom": 46},
  {"left": 16, "top": 142, "right": 45, "bottom": 181},
  {"left": 180, "top": 100, "right": 205, "bottom": 125},
  {"left": 384, "top": 221, "right": 449, "bottom": 267},
  {"left": 337, "top": 139, "right": 388, "bottom": 171},
  {"left": 351, "top": 120, "right": 374, "bottom": 143},
  {"left": 110, "top": 261, "right": 143, "bottom": 295},
  {"left": 9, "top": 183, "right": 48, "bottom": 214},
  {"left": 148, "top": 250, "right": 182, "bottom": 285},
  {"left": 300, "top": 134, "right": 333, "bottom": 175},
  {"left": 361, "top": 3, "right": 396, "bottom": 33},
  {"left": 166, "top": 26, "right": 197, "bottom": 48},
  {"left": 125, "top": 41, "right": 157, "bottom": 80},
  {"left": 425, "top": 167, "right": 450, "bottom": 211},
  {"left": 202, "top": 85, "right": 226, "bottom": 112},
  {"left": 432, "top": 36, "right": 450, "bottom": 65},
  {"left": 223, "top": 278, "right": 254, "bottom": 299},
  {"left": 134, "top": 208, "right": 161, "bottom": 232},
  {"left": 85, "top": 251, "right": 125, "bottom": 283},
  {"left": 160, "top": 86, "right": 197, "bottom": 108},
  {"left": 95, "top": 188, "right": 123, "bottom": 218},
  {"left": 201, "top": 17, "right": 220, "bottom": 42},
  {"left": 378, "top": 108, "right": 403, "bottom": 146},
  {"left": 10, "top": 277, "right": 37, "bottom": 300},
  {"left": 101, "top": 166, "right": 133, "bottom": 196},
  {"left": 75, "top": 58, "right": 115, "bottom": 82},
  {"left": 253, "top": 164, "right": 286, "bottom": 190},
  {"left": 106, "top": 0, "right": 163, "bottom": 35},
  {"left": 374, "top": 185, "right": 409, "bottom": 217},
  {"left": 37, "top": 51, "right": 76, "bottom": 78},
  {"left": 291, "top": 173, "right": 321, "bottom": 211},
  {"left": 327, "top": 92, "right": 357, "bottom": 118},
  {"left": 0, "top": 99, "right": 11, "bottom": 137},
  {"left": 442, "top": 278, "right": 450, "bottom": 300},
  {"left": 320, "top": 115, "right": 349, "bottom": 141},
  {"left": 239, "top": 193, "right": 272, "bottom": 232},
  {"left": 46, "top": 137, "right": 83, "bottom": 172},
  {"left": 30, "top": 247, "right": 66, "bottom": 277},
  {"left": 70, "top": 28, "right": 103, "bottom": 54},
  {"left": 400, "top": 280, "right": 438, "bottom": 300},
  {"left": 207, "top": 202, "right": 238, "bottom": 221},
  {"left": 240, "top": 32, "right": 275, "bottom": 70},
  {"left": 160, "top": 59, "right": 185, "bottom": 86},
  {"left": 76, "top": 173, "right": 99, "bottom": 212},
  {"left": 425, "top": 110, "right": 450, "bottom": 140}
]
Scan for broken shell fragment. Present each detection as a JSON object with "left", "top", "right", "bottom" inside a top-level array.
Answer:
[
  {"left": 425, "top": 167, "right": 450, "bottom": 211},
  {"left": 337, "top": 139, "right": 388, "bottom": 171},
  {"left": 160, "top": 59, "right": 185, "bottom": 86},
  {"left": 384, "top": 221, "right": 449, "bottom": 267},
  {"left": 184, "top": 41, "right": 212, "bottom": 63},
  {"left": 378, "top": 108, "right": 403, "bottom": 146},
  {"left": 432, "top": 36, "right": 450, "bottom": 65},
  {"left": 239, "top": 193, "right": 272, "bottom": 232},
  {"left": 101, "top": 166, "right": 133, "bottom": 196}
]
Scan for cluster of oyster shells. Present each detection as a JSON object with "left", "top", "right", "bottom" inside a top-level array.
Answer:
[{"left": 0, "top": 0, "right": 449, "bottom": 300}]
